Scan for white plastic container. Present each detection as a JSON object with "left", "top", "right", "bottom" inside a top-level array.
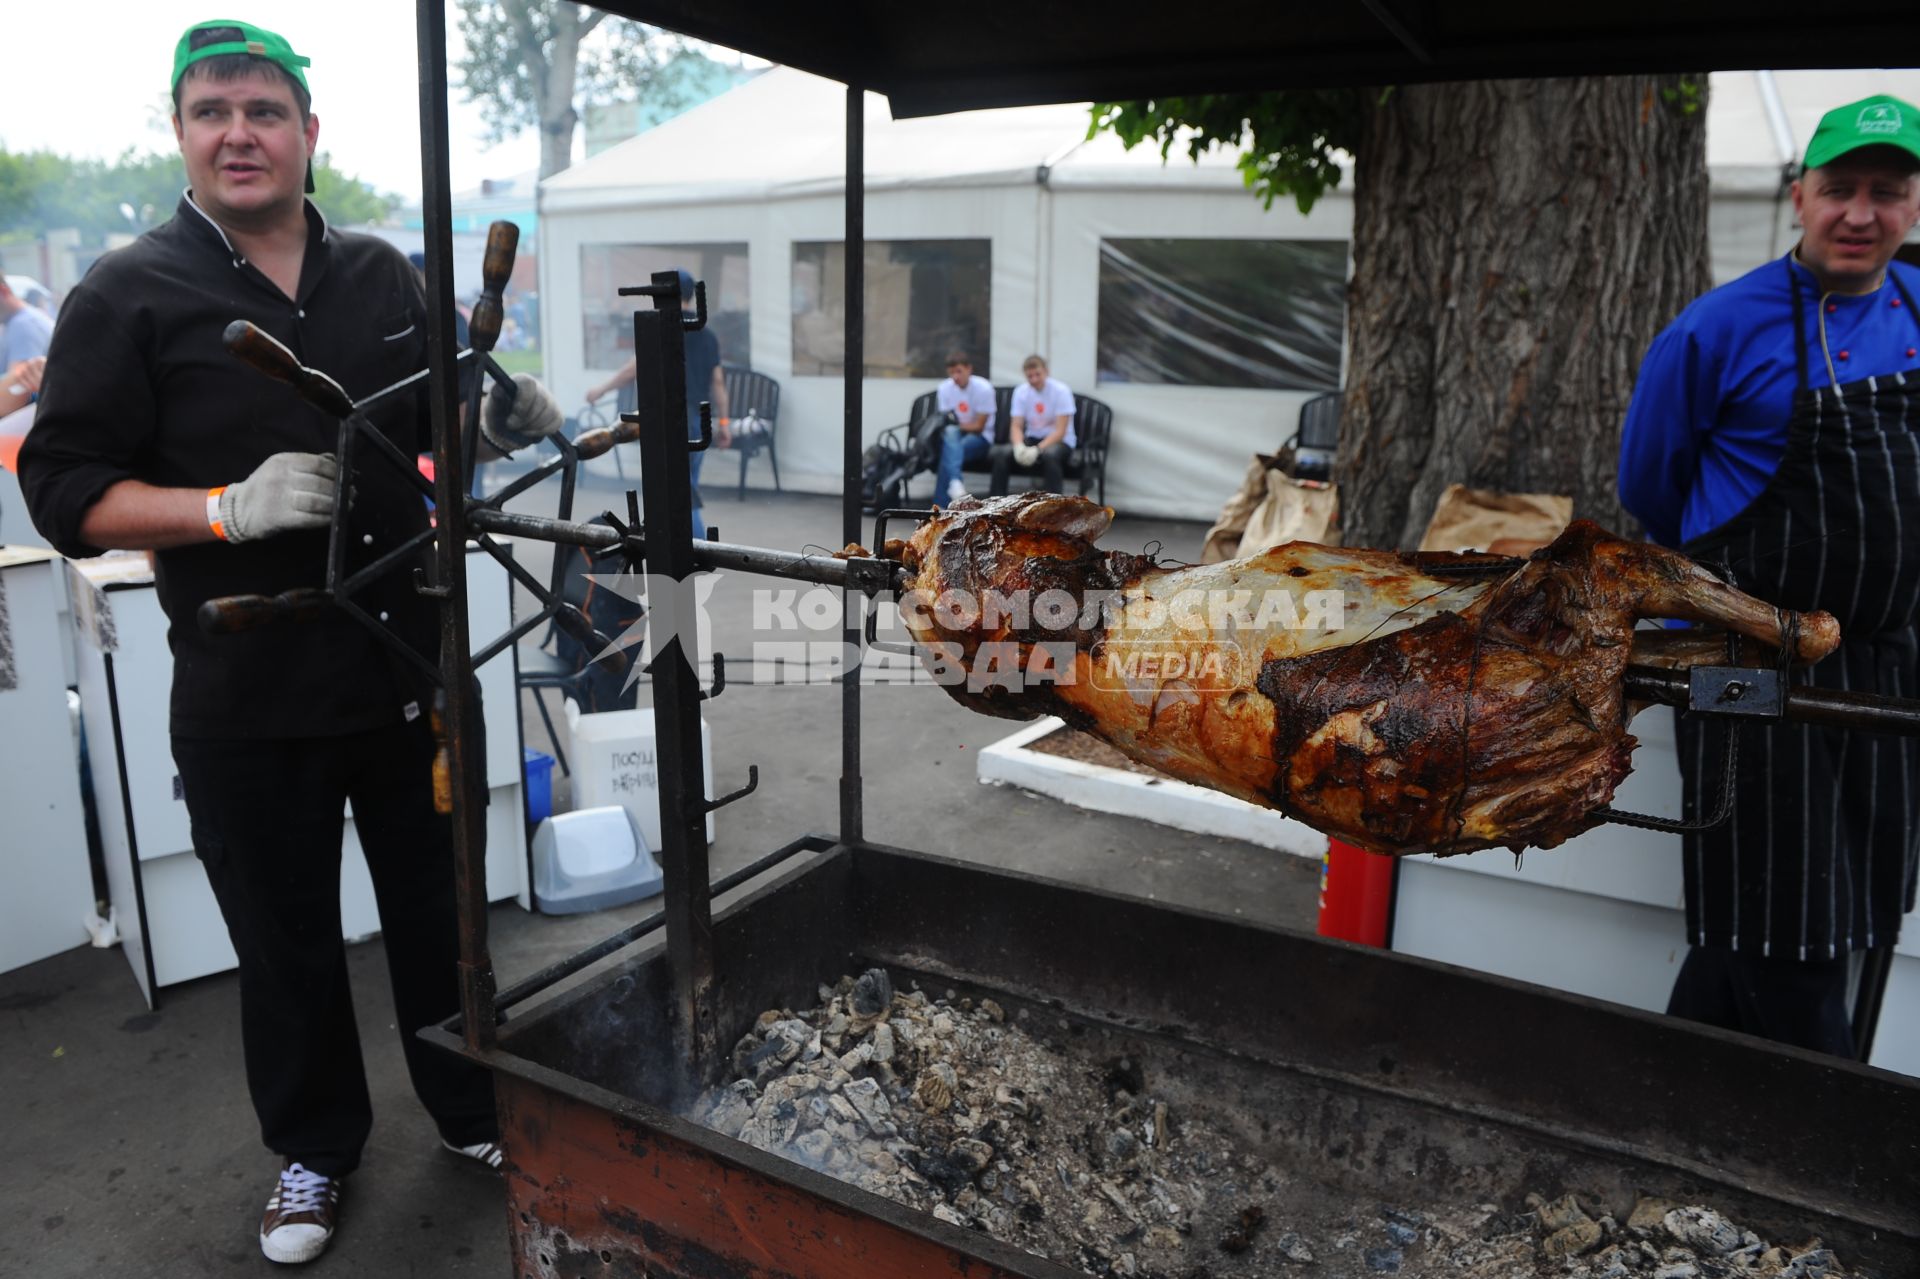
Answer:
[
  {"left": 530, "top": 806, "right": 663, "bottom": 915},
  {"left": 564, "top": 701, "right": 715, "bottom": 848}
]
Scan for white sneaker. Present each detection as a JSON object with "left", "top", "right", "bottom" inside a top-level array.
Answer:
[
  {"left": 947, "top": 478, "right": 968, "bottom": 503},
  {"left": 259, "top": 1162, "right": 341, "bottom": 1264},
  {"left": 442, "top": 1138, "right": 505, "bottom": 1170}
]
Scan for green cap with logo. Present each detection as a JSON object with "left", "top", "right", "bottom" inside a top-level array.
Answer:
[
  {"left": 1803, "top": 94, "right": 1920, "bottom": 171},
  {"left": 172, "top": 19, "right": 311, "bottom": 92}
]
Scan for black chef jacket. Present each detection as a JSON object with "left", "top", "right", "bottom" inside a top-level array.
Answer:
[{"left": 20, "top": 194, "right": 443, "bottom": 739}]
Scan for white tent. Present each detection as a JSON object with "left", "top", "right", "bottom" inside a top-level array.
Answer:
[{"left": 538, "top": 67, "right": 1920, "bottom": 521}]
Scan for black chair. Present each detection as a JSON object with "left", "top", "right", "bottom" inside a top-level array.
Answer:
[
  {"left": 867, "top": 390, "right": 949, "bottom": 508},
  {"left": 723, "top": 364, "right": 782, "bottom": 499},
  {"left": 1287, "top": 390, "right": 1342, "bottom": 483},
  {"left": 962, "top": 385, "right": 1114, "bottom": 506}
]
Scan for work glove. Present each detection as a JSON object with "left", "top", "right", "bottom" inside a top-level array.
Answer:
[
  {"left": 217, "top": 452, "right": 338, "bottom": 543},
  {"left": 482, "top": 372, "right": 564, "bottom": 453},
  {"left": 1012, "top": 441, "right": 1040, "bottom": 468}
]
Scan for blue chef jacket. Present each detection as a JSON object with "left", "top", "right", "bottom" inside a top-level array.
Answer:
[{"left": 1619, "top": 253, "right": 1920, "bottom": 549}]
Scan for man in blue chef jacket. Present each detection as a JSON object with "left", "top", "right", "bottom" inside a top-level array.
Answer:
[{"left": 1619, "top": 94, "right": 1920, "bottom": 1056}]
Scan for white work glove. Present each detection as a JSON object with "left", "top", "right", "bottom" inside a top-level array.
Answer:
[
  {"left": 1012, "top": 441, "right": 1040, "bottom": 468},
  {"left": 482, "top": 373, "right": 564, "bottom": 453},
  {"left": 216, "top": 452, "right": 338, "bottom": 543}
]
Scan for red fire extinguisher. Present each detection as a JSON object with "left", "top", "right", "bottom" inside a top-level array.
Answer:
[{"left": 1316, "top": 838, "right": 1398, "bottom": 948}]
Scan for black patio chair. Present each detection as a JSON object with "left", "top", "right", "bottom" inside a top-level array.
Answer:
[
  {"left": 866, "top": 390, "right": 949, "bottom": 510},
  {"left": 723, "top": 364, "right": 782, "bottom": 499},
  {"left": 1287, "top": 390, "right": 1342, "bottom": 483}
]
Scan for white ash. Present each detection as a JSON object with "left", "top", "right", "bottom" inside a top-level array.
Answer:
[{"left": 695, "top": 970, "right": 1876, "bottom": 1279}]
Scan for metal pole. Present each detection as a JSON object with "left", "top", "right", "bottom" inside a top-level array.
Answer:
[
  {"left": 841, "top": 84, "right": 866, "bottom": 845},
  {"left": 633, "top": 277, "right": 719, "bottom": 1092},
  {"left": 416, "top": 0, "right": 494, "bottom": 1053}
]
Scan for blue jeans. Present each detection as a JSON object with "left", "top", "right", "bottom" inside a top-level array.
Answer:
[
  {"left": 688, "top": 445, "right": 706, "bottom": 541},
  {"left": 934, "top": 425, "right": 991, "bottom": 501}
]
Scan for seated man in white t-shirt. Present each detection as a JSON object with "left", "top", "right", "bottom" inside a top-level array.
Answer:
[
  {"left": 990, "top": 354, "right": 1075, "bottom": 496},
  {"left": 931, "top": 351, "right": 994, "bottom": 504}
]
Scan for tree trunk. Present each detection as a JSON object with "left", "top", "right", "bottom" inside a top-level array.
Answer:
[
  {"left": 1337, "top": 76, "right": 1710, "bottom": 549},
  {"left": 537, "top": 9, "right": 586, "bottom": 179}
]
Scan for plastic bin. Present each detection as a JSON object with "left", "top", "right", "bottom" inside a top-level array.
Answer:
[
  {"left": 564, "top": 702, "right": 715, "bottom": 849},
  {"left": 530, "top": 806, "right": 663, "bottom": 915},
  {"left": 523, "top": 748, "right": 556, "bottom": 825}
]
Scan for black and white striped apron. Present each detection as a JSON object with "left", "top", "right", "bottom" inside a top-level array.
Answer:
[{"left": 1676, "top": 264, "right": 1920, "bottom": 960}]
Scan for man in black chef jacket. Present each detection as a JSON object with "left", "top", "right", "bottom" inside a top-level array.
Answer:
[{"left": 18, "top": 20, "right": 563, "bottom": 1265}]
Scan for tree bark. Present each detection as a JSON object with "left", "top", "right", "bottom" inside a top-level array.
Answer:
[{"left": 1337, "top": 76, "right": 1711, "bottom": 549}]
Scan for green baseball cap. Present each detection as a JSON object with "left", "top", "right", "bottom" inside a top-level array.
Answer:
[
  {"left": 1803, "top": 94, "right": 1920, "bottom": 171},
  {"left": 172, "top": 19, "right": 311, "bottom": 93}
]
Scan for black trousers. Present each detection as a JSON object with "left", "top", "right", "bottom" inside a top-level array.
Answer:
[
  {"left": 1666, "top": 945, "right": 1855, "bottom": 1058},
  {"left": 989, "top": 441, "right": 1070, "bottom": 495},
  {"left": 174, "top": 719, "right": 497, "bottom": 1176}
]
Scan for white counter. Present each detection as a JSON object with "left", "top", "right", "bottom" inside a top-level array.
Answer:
[{"left": 0, "top": 548, "right": 94, "bottom": 974}]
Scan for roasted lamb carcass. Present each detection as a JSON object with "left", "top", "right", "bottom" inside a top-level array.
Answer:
[{"left": 888, "top": 494, "right": 1840, "bottom": 856}]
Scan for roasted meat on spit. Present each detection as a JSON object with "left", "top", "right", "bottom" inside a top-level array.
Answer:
[{"left": 887, "top": 494, "right": 1840, "bottom": 856}]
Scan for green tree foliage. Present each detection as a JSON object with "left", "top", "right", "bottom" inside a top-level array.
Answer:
[
  {"left": 455, "top": 0, "right": 690, "bottom": 179},
  {"left": 0, "top": 147, "right": 396, "bottom": 243},
  {"left": 1089, "top": 91, "right": 1374, "bottom": 214}
]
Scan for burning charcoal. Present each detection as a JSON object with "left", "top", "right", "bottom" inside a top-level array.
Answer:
[
  {"left": 1363, "top": 1246, "right": 1403, "bottom": 1272},
  {"left": 1276, "top": 1231, "right": 1314, "bottom": 1263},
  {"left": 1628, "top": 1196, "right": 1679, "bottom": 1233},
  {"left": 931, "top": 1011, "right": 956, "bottom": 1036},
  {"left": 823, "top": 1011, "right": 849, "bottom": 1040},
  {"left": 1105, "top": 1127, "right": 1142, "bottom": 1162},
  {"left": 1103, "top": 1056, "right": 1146, "bottom": 1102},
  {"left": 840, "top": 1077, "right": 891, "bottom": 1131},
  {"left": 729, "top": 1033, "right": 762, "bottom": 1077},
  {"left": 1217, "top": 1204, "right": 1266, "bottom": 1254},
  {"left": 913, "top": 1152, "right": 973, "bottom": 1197},
  {"left": 994, "top": 1083, "right": 1031, "bottom": 1118},
  {"left": 1542, "top": 1220, "right": 1604, "bottom": 1258},
  {"left": 931, "top": 1202, "right": 969, "bottom": 1228},
  {"left": 947, "top": 1137, "right": 994, "bottom": 1175},
  {"left": 1530, "top": 1192, "right": 1592, "bottom": 1232},
  {"left": 1651, "top": 1263, "right": 1700, "bottom": 1279},
  {"left": 981, "top": 998, "right": 1006, "bottom": 1022},
  {"left": 1782, "top": 1246, "right": 1838, "bottom": 1278},
  {"left": 1663, "top": 1207, "right": 1750, "bottom": 1256},
  {"left": 1384, "top": 1219, "right": 1418, "bottom": 1247},
  {"left": 849, "top": 968, "right": 894, "bottom": 1022},
  {"left": 871, "top": 1022, "right": 896, "bottom": 1063},
  {"left": 913, "top": 1063, "right": 959, "bottom": 1112},
  {"left": 795, "top": 1129, "right": 835, "bottom": 1163}
]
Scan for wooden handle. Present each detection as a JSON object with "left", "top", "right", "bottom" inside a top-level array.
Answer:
[
  {"left": 467, "top": 220, "right": 519, "bottom": 355},
  {"left": 571, "top": 416, "right": 642, "bottom": 460},
  {"left": 430, "top": 691, "right": 453, "bottom": 816},
  {"left": 197, "top": 588, "right": 332, "bottom": 635},
  {"left": 222, "top": 321, "right": 354, "bottom": 418}
]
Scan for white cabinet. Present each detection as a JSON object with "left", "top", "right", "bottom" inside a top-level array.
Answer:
[
  {"left": 0, "top": 549, "right": 95, "bottom": 974},
  {"left": 70, "top": 547, "right": 526, "bottom": 1008}
]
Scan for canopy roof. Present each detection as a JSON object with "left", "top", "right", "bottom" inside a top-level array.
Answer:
[
  {"left": 596, "top": 1, "right": 1920, "bottom": 119},
  {"left": 542, "top": 66, "right": 1920, "bottom": 210}
]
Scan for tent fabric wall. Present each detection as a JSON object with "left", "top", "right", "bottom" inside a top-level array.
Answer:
[{"left": 538, "top": 67, "right": 1920, "bottom": 523}]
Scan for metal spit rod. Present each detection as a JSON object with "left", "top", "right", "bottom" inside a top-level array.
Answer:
[{"left": 1624, "top": 664, "right": 1920, "bottom": 735}]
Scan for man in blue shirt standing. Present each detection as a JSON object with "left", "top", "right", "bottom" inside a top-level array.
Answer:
[{"left": 1619, "top": 94, "right": 1920, "bottom": 1056}]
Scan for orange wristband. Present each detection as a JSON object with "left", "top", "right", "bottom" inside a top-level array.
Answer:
[{"left": 207, "top": 486, "right": 230, "bottom": 541}]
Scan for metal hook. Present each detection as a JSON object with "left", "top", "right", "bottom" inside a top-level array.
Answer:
[
  {"left": 688, "top": 402, "right": 713, "bottom": 452},
  {"left": 683, "top": 280, "right": 708, "bottom": 331},
  {"left": 699, "top": 764, "right": 758, "bottom": 815},
  {"left": 700, "top": 651, "right": 727, "bottom": 701}
]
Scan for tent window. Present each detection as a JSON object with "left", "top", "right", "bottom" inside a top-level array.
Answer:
[
  {"left": 581, "top": 242, "right": 751, "bottom": 370},
  {"left": 792, "top": 240, "right": 990, "bottom": 379},
  {"left": 1095, "top": 239, "right": 1346, "bottom": 390}
]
